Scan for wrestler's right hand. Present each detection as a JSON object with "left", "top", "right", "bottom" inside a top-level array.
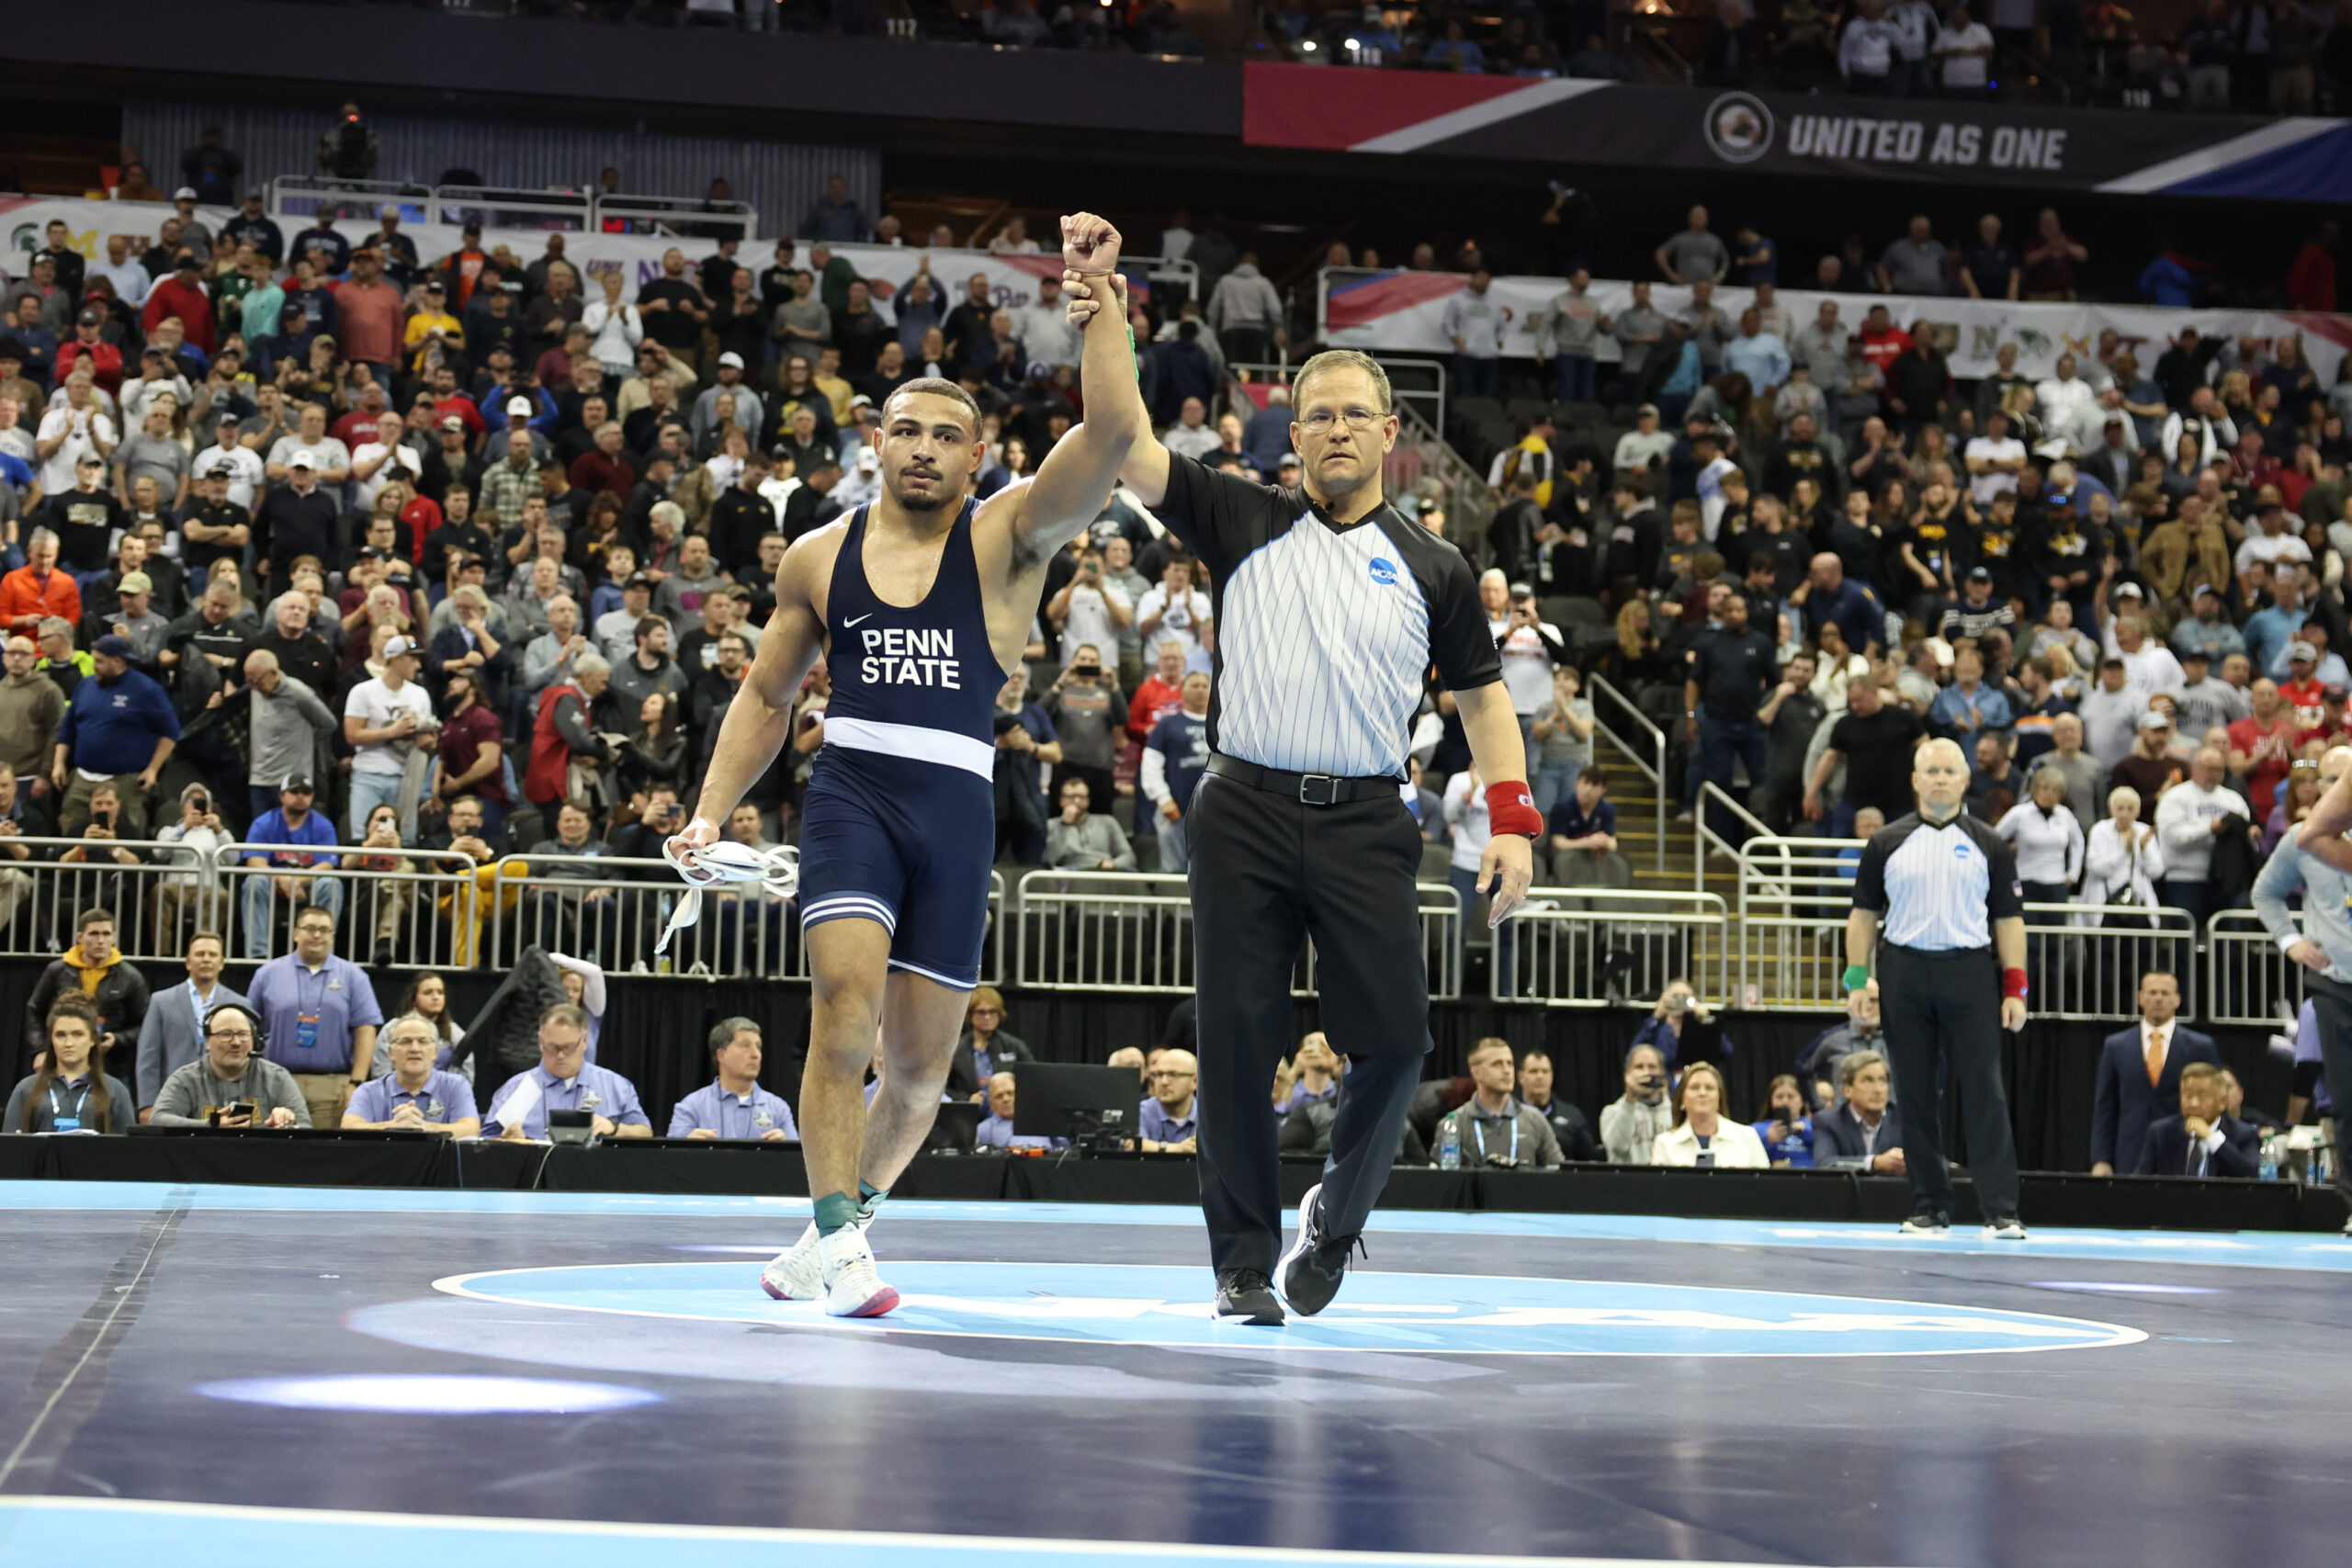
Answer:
[{"left": 673, "top": 816, "right": 724, "bottom": 857}]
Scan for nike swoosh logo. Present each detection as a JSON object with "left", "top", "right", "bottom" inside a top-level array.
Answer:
[{"left": 843, "top": 613, "right": 873, "bottom": 626}]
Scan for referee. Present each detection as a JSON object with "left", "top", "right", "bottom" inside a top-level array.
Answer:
[
  {"left": 1845, "top": 737, "right": 2030, "bottom": 1238},
  {"left": 1067, "top": 286, "right": 1536, "bottom": 1325}
]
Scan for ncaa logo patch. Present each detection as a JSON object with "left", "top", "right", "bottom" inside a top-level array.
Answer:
[
  {"left": 1368, "top": 557, "right": 1398, "bottom": 587},
  {"left": 1954, "top": 840, "right": 1974, "bottom": 860}
]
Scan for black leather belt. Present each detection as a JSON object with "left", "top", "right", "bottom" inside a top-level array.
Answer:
[{"left": 1205, "top": 754, "right": 1401, "bottom": 807}]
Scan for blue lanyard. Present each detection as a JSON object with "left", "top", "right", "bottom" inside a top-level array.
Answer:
[
  {"left": 47, "top": 1079, "right": 91, "bottom": 1125},
  {"left": 1474, "top": 1111, "right": 1519, "bottom": 1165}
]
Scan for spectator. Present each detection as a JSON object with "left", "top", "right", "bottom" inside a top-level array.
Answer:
[
  {"left": 23, "top": 906, "right": 149, "bottom": 1068},
  {"left": 1206, "top": 254, "right": 1285, "bottom": 366},
  {"left": 2081, "top": 783, "right": 2167, "bottom": 922},
  {"left": 1141, "top": 669, "right": 1211, "bottom": 874},
  {"left": 6, "top": 995, "right": 132, "bottom": 1134},
  {"left": 525, "top": 801, "right": 618, "bottom": 959},
  {"left": 1276, "top": 1032, "right": 1342, "bottom": 1115},
  {"left": 149, "top": 1000, "right": 306, "bottom": 1129},
  {"left": 1653, "top": 1061, "right": 1769, "bottom": 1168},
  {"left": 669, "top": 1017, "right": 797, "bottom": 1141},
  {"left": 947, "top": 987, "right": 1035, "bottom": 1100},
  {"left": 1633, "top": 976, "right": 1729, "bottom": 1067},
  {"left": 2089, "top": 969, "right": 2221, "bottom": 1175},
  {"left": 1997, "top": 767, "right": 2087, "bottom": 903},
  {"left": 1135, "top": 555, "right": 1212, "bottom": 675},
  {"left": 2152, "top": 745, "right": 2250, "bottom": 928},
  {"left": 342, "top": 634, "right": 435, "bottom": 840},
  {"left": 1530, "top": 665, "right": 1596, "bottom": 818},
  {"left": 1, "top": 530, "right": 82, "bottom": 638},
  {"left": 1805, "top": 679, "right": 1926, "bottom": 833},
  {"left": 1600, "top": 1043, "right": 1674, "bottom": 1163},
  {"left": 1655, "top": 205, "right": 1729, "bottom": 285},
  {"left": 1516, "top": 1049, "right": 1601, "bottom": 1161},
  {"left": 131, "top": 931, "right": 244, "bottom": 1122},
  {"left": 245, "top": 903, "right": 383, "bottom": 1131},
  {"left": 1930, "top": 644, "right": 2014, "bottom": 739},
  {"left": 1040, "top": 638, "right": 1123, "bottom": 813},
  {"left": 2138, "top": 1062, "right": 2259, "bottom": 1177},
  {"left": 483, "top": 1003, "right": 650, "bottom": 1141},
  {"left": 2112, "top": 709, "right": 2185, "bottom": 801},
  {"left": 343, "top": 1012, "right": 480, "bottom": 1137},
  {"left": 1138, "top": 1046, "right": 1199, "bottom": 1153},
  {"left": 238, "top": 773, "right": 343, "bottom": 959},
  {"left": 801, "top": 175, "right": 868, "bottom": 243},
  {"left": 1876, "top": 216, "right": 1951, "bottom": 295},
  {"left": 2023, "top": 209, "right": 2088, "bottom": 300},
  {"left": 1044, "top": 773, "right": 1136, "bottom": 872},
  {"left": 1934, "top": 3, "right": 1996, "bottom": 96},
  {"left": 1752, "top": 1074, "right": 1817, "bottom": 1168},
  {"left": 978, "top": 1070, "right": 1063, "bottom": 1152},
  {"left": 1814, "top": 1049, "right": 1906, "bottom": 1171},
  {"left": 51, "top": 635, "right": 177, "bottom": 834},
  {"left": 1438, "top": 1038, "right": 1565, "bottom": 1169},
  {"left": 1442, "top": 270, "right": 1505, "bottom": 398}
]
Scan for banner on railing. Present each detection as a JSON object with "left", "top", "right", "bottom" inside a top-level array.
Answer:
[
  {"left": 1245, "top": 64, "right": 2352, "bottom": 203},
  {"left": 0, "top": 196, "right": 1155, "bottom": 317},
  {"left": 1322, "top": 266, "right": 2351, "bottom": 385}
]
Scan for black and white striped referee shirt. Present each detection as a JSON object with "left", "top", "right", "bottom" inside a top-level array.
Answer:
[
  {"left": 1849, "top": 812, "right": 2025, "bottom": 952},
  {"left": 1154, "top": 456, "right": 1501, "bottom": 779}
]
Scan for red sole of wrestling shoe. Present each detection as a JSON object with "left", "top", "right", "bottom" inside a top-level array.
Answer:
[{"left": 841, "top": 1286, "right": 899, "bottom": 1318}]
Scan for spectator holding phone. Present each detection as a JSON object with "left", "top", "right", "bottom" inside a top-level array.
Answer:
[
  {"left": 1631, "top": 977, "right": 1733, "bottom": 1066},
  {"left": 1751, "top": 1074, "right": 1817, "bottom": 1168},
  {"left": 1602, "top": 1043, "right": 1675, "bottom": 1164}
]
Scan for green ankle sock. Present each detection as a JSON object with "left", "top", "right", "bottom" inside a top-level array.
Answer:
[
  {"left": 855, "top": 1182, "right": 889, "bottom": 1223},
  {"left": 813, "top": 1191, "right": 861, "bottom": 1236}
]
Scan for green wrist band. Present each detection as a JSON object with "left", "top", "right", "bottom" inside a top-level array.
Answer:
[{"left": 1842, "top": 964, "right": 1871, "bottom": 993}]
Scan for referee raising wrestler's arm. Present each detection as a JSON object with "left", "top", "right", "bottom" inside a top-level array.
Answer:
[
  {"left": 1843, "top": 737, "right": 2030, "bottom": 1240},
  {"left": 1066, "top": 274, "right": 1538, "bottom": 1327}
]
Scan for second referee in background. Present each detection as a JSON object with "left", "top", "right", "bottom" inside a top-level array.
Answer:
[
  {"left": 1845, "top": 737, "right": 2030, "bottom": 1239},
  {"left": 1068, "top": 275, "right": 1536, "bottom": 1325}
]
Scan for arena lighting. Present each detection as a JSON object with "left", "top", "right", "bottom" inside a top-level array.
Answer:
[
  {"left": 1302, "top": 38, "right": 1317, "bottom": 48},
  {"left": 196, "top": 1375, "right": 662, "bottom": 1414}
]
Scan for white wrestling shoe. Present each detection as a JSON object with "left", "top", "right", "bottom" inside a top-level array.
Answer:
[
  {"left": 761, "top": 1214, "right": 877, "bottom": 1302},
  {"left": 817, "top": 1223, "right": 900, "bottom": 1318}
]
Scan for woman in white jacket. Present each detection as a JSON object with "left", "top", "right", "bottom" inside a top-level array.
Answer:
[
  {"left": 1996, "top": 767, "right": 2086, "bottom": 904},
  {"left": 2078, "top": 784, "right": 2165, "bottom": 925},
  {"left": 581, "top": 269, "right": 643, "bottom": 378},
  {"left": 1651, "top": 1063, "right": 1770, "bottom": 1168}
]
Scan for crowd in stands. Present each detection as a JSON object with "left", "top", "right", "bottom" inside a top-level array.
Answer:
[{"left": 0, "top": 154, "right": 2346, "bottom": 1168}]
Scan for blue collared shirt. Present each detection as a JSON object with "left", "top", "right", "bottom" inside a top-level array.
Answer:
[
  {"left": 483, "top": 1062, "right": 649, "bottom": 1138},
  {"left": 977, "top": 1112, "right": 1064, "bottom": 1151},
  {"left": 246, "top": 953, "right": 384, "bottom": 1075},
  {"left": 1138, "top": 1095, "right": 1198, "bottom": 1145},
  {"left": 668, "top": 1081, "right": 798, "bottom": 1140},
  {"left": 348, "top": 1069, "right": 478, "bottom": 1126},
  {"left": 1277, "top": 1079, "right": 1340, "bottom": 1116}
]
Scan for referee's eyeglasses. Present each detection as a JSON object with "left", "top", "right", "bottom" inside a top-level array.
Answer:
[{"left": 1298, "top": 408, "right": 1384, "bottom": 434}]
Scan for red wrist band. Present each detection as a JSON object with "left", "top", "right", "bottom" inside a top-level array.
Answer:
[
  {"left": 2002, "top": 967, "right": 2030, "bottom": 1001},
  {"left": 1485, "top": 781, "right": 1544, "bottom": 839}
]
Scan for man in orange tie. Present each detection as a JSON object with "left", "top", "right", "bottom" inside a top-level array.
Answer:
[{"left": 2088, "top": 968, "right": 2222, "bottom": 1176}]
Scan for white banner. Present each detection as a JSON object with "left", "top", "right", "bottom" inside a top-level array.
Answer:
[
  {"left": 1321, "top": 267, "right": 2352, "bottom": 387},
  {"left": 0, "top": 194, "right": 1088, "bottom": 317}
]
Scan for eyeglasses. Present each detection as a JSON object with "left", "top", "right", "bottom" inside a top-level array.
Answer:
[
  {"left": 207, "top": 1028, "right": 254, "bottom": 1043},
  {"left": 1150, "top": 1069, "right": 1196, "bottom": 1082},
  {"left": 1298, "top": 409, "right": 1385, "bottom": 434},
  {"left": 970, "top": 1007, "right": 1003, "bottom": 1018}
]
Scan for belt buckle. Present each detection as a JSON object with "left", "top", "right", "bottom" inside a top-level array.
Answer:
[{"left": 1298, "top": 773, "right": 1338, "bottom": 807}]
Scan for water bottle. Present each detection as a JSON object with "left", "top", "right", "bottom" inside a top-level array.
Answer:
[
  {"left": 1438, "top": 1114, "right": 1462, "bottom": 1171},
  {"left": 2259, "top": 1134, "right": 2279, "bottom": 1182}
]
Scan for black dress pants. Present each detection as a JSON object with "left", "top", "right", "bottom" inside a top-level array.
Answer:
[
  {"left": 2302, "top": 973, "right": 2352, "bottom": 1206},
  {"left": 1877, "top": 942, "right": 2021, "bottom": 1221},
  {"left": 1188, "top": 770, "right": 1430, "bottom": 1276}
]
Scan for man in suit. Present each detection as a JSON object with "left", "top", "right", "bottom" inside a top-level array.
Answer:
[
  {"left": 2091, "top": 969, "right": 2221, "bottom": 1175},
  {"left": 132, "top": 931, "right": 248, "bottom": 1122},
  {"left": 2137, "top": 1062, "right": 2259, "bottom": 1178},
  {"left": 1814, "top": 1050, "right": 1906, "bottom": 1173}
]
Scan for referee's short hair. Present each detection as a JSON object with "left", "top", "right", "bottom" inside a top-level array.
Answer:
[{"left": 1293, "top": 350, "right": 1394, "bottom": 415}]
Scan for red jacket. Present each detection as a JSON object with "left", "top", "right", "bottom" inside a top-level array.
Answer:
[
  {"left": 526, "top": 682, "right": 584, "bottom": 807},
  {"left": 2287, "top": 243, "right": 2337, "bottom": 313},
  {"left": 0, "top": 566, "right": 82, "bottom": 634},
  {"left": 1127, "top": 675, "right": 1183, "bottom": 745},
  {"left": 51, "top": 340, "right": 124, "bottom": 395},
  {"left": 141, "top": 278, "right": 217, "bottom": 354}
]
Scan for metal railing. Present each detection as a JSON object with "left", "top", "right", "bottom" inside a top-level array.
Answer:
[
  {"left": 1503, "top": 888, "right": 1728, "bottom": 1007},
  {"left": 1693, "top": 782, "right": 1771, "bottom": 896},
  {"left": 1012, "top": 870, "right": 1463, "bottom": 998},
  {"left": 265, "top": 176, "right": 762, "bottom": 238},
  {"left": 1731, "top": 835, "right": 2196, "bottom": 1021},
  {"left": 2206, "top": 910, "right": 2303, "bottom": 1030},
  {"left": 1585, "top": 672, "right": 1668, "bottom": 873}
]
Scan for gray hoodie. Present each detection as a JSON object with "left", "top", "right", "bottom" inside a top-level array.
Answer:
[
  {"left": 246, "top": 675, "right": 336, "bottom": 788},
  {"left": 1206, "top": 264, "right": 1283, "bottom": 334}
]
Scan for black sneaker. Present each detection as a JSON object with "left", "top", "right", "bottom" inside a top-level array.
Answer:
[
  {"left": 1984, "top": 1213, "right": 2029, "bottom": 1240},
  {"left": 1277, "top": 1182, "right": 1357, "bottom": 1317},
  {"left": 1898, "top": 1211, "right": 1951, "bottom": 1235},
  {"left": 1213, "top": 1268, "right": 1284, "bottom": 1325}
]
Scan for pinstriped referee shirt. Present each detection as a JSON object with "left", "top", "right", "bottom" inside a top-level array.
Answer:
[
  {"left": 1849, "top": 811, "right": 2024, "bottom": 952},
  {"left": 1153, "top": 456, "right": 1501, "bottom": 779}
]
